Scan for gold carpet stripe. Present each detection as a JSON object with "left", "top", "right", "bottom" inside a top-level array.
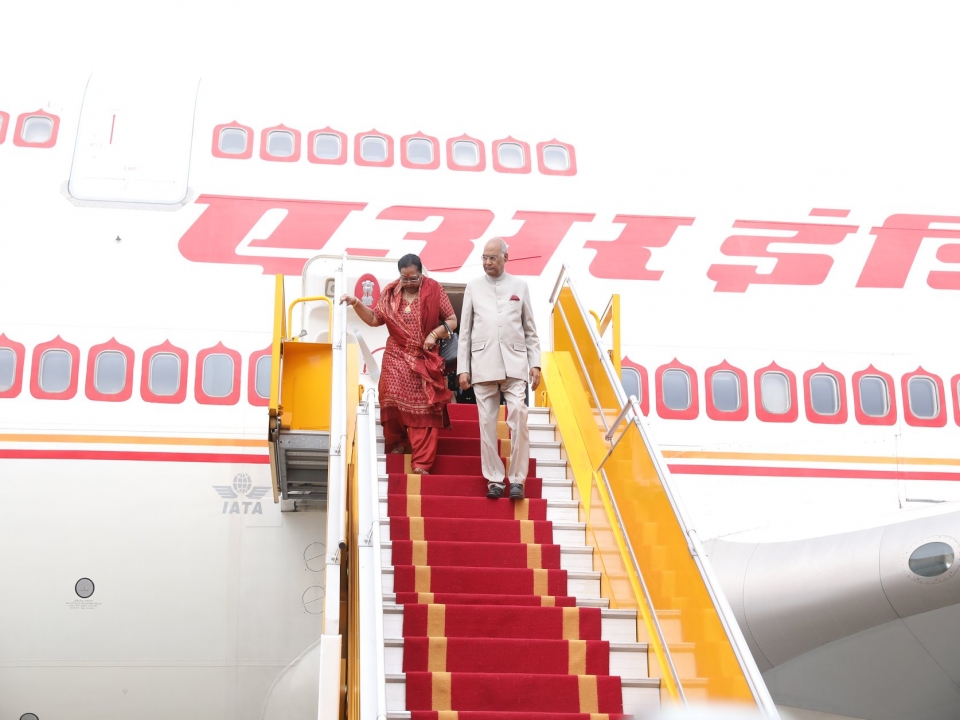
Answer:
[
  {"left": 427, "top": 604, "right": 446, "bottom": 637},
  {"left": 527, "top": 543, "right": 542, "bottom": 569},
  {"left": 407, "top": 495, "right": 422, "bottom": 518},
  {"left": 412, "top": 540, "right": 428, "bottom": 566},
  {"left": 563, "top": 607, "right": 580, "bottom": 640},
  {"left": 415, "top": 566, "right": 431, "bottom": 593},
  {"left": 428, "top": 637, "right": 448, "bottom": 671},
  {"left": 578, "top": 675, "right": 599, "bottom": 713},
  {"left": 541, "top": 595, "right": 556, "bottom": 607},
  {"left": 514, "top": 500, "right": 529, "bottom": 521},
  {"left": 418, "top": 592, "right": 435, "bottom": 604},
  {"left": 407, "top": 473, "right": 421, "bottom": 495},
  {"left": 432, "top": 672, "right": 452, "bottom": 711},
  {"left": 519, "top": 520, "right": 535, "bottom": 544},
  {"left": 404, "top": 454, "right": 413, "bottom": 472},
  {"left": 590, "top": 715, "right": 609, "bottom": 720},
  {"left": 437, "top": 713, "right": 458, "bottom": 720},
  {"left": 499, "top": 405, "right": 507, "bottom": 421},
  {"left": 568, "top": 639, "right": 587, "bottom": 675},
  {"left": 500, "top": 438, "right": 511, "bottom": 460},
  {"left": 533, "top": 569, "right": 548, "bottom": 596},
  {"left": 410, "top": 517, "right": 425, "bottom": 541},
  {"left": 497, "top": 421, "right": 510, "bottom": 439}
]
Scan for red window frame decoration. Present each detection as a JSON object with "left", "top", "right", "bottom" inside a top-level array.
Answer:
[
  {"left": 536, "top": 139, "right": 577, "bottom": 176},
  {"left": 754, "top": 362, "right": 799, "bottom": 423},
  {"left": 13, "top": 109, "right": 60, "bottom": 148},
  {"left": 492, "top": 136, "right": 532, "bottom": 174},
  {"left": 621, "top": 357, "right": 649, "bottom": 417},
  {"left": 196, "top": 342, "right": 242, "bottom": 406},
  {"left": 852, "top": 365, "right": 897, "bottom": 426},
  {"left": 902, "top": 368, "right": 946, "bottom": 428},
  {"left": 211, "top": 121, "right": 254, "bottom": 160},
  {"left": 951, "top": 375, "right": 960, "bottom": 428},
  {"left": 446, "top": 134, "right": 486, "bottom": 172},
  {"left": 655, "top": 359, "right": 699, "bottom": 420},
  {"left": 0, "top": 111, "right": 9, "bottom": 145},
  {"left": 400, "top": 131, "right": 440, "bottom": 170},
  {"left": 30, "top": 336, "right": 80, "bottom": 400},
  {"left": 141, "top": 340, "right": 189, "bottom": 404},
  {"left": 259, "top": 124, "right": 301, "bottom": 163},
  {"left": 0, "top": 333, "right": 25, "bottom": 398},
  {"left": 354, "top": 129, "right": 394, "bottom": 167},
  {"left": 307, "top": 127, "right": 348, "bottom": 165},
  {"left": 705, "top": 360, "right": 749, "bottom": 421},
  {"left": 803, "top": 364, "right": 848, "bottom": 424},
  {"left": 248, "top": 347, "right": 272, "bottom": 407},
  {"left": 85, "top": 338, "right": 135, "bottom": 402}
]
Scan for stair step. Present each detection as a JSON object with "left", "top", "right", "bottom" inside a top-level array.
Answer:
[
  {"left": 377, "top": 454, "right": 568, "bottom": 479},
  {"left": 380, "top": 517, "right": 587, "bottom": 546},
  {"left": 384, "top": 672, "right": 659, "bottom": 716},
  {"left": 383, "top": 604, "right": 635, "bottom": 642},
  {"left": 379, "top": 439, "right": 563, "bottom": 461},
  {"left": 378, "top": 475, "right": 573, "bottom": 501},
  {"left": 382, "top": 592, "right": 609, "bottom": 608},
  {"left": 379, "top": 496, "right": 579, "bottom": 523},
  {"left": 384, "top": 637, "right": 649, "bottom": 677},
  {"left": 381, "top": 541, "right": 593, "bottom": 571}
]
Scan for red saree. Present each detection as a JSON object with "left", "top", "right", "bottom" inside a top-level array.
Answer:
[{"left": 374, "top": 277, "right": 453, "bottom": 468}]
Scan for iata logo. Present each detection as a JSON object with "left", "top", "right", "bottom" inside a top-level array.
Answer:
[{"left": 214, "top": 472, "right": 270, "bottom": 514}]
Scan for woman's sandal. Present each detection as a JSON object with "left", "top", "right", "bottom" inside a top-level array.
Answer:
[{"left": 411, "top": 467, "right": 430, "bottom": 475}]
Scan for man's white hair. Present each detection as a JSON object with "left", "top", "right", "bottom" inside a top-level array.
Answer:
[{"left": 488, "top": 237, "right": 508, "bottom": 255}]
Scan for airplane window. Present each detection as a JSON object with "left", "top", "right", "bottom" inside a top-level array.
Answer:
[
  {"left": 662, "top": 369, "right": 691, "bottom": 411},
  {"left": 94, "top": 351, "right": 127, "bottom": 395},
  {"left": 255, "top": 355, "right": 272, "bottom": 399},
  {"left": 361, "top": 135, "right": 387, "bottom": 162},
  {"left": 314, "top": 132, "right": 341, "bottom": 160},
  {"left": 39, "top": 349, "right": 71, "bottom": 393},
  {"left": 22, "top": 116, "right": 53, "bottom": 144},
  {"left": 622, "top": 367, "right": 641, "bottom": 404},
  {"left": 908, "top": 541, "right": 954, "bottom": 577},
  {"left": 406, "top": 138, "right": 433, "bottom": 165},
  {"left": 202, "top": 353, "right": 235, "bottom": 397},
  {"left": 859, "top": 375, "right": 889, "bottom": 417},
  {"left": 0, "top": 348, "right": 15, "bottom": 392},
  {"left": 20, "top": 713, "right": 40, "bottom": 720},
  {"left": 908, "top": 376, "right": 938, "bottom": 419},
  {"left": 219, "top": 127, "right": 247, "bottom": 155},
  {"left": 267, "top": 131, "right": 295, "bottom": 158},
  {"left": 711, "top": 370, "right": 740, "bottom": 412},
  {"left": 543, "top": 145, "right": 570, "bottom": 171},
  {"left": 149, "top": 353, "right": 181, "bottom": 396},
  {"left": 498, "top": 142, "right": 524, "bottom": 169},
  {"left": 761, "top": 372, "right": 790, "bottom": 414},
  {"left": 810, "top": 373, "right": 839, "bottom": 415},
  {"left": 453, "top": 140, "right": 479, "bottom": 167}
]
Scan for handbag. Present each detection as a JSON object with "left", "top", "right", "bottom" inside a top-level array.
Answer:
[{"left": 438, "top": 321, "right": 459, "bottom": 365}]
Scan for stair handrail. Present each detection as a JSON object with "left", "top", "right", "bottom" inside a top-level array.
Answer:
[
  {"left": 287, "top": 295, "right": 334, "bottom": 341},
  {"left": 553, "top": 264, "right": 780, "bottom": 717},
  {"left": 358, "top": 388, "right": 388, "bottom": 720}
]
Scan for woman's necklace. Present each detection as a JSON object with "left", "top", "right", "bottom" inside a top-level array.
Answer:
[{"left": 402, "top": 288, "right": 419, "bottom": 313}]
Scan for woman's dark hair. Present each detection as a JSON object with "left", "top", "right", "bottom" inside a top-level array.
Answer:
[{"left": 398, "top": 253, "right": 423, "bottom": 273}]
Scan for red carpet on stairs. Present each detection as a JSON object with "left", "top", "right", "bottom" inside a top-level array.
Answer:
[{"left": 389, "top": 403, "right": 625, "bottom": 717}]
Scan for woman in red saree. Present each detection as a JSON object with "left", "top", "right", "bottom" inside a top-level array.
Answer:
[{"left": 340, "top": 254, "right": 456, "bottom": 473}]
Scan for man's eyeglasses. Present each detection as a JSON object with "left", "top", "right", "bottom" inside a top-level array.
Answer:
[
  {"left": 399, "top": 275, "right": 422, "bottom": 283},
  {"left": 481, "top": 254, "right": 503, "bottom": 262}
]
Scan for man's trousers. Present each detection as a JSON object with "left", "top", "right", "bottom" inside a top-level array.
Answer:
[{"left": 473, "top": 377, "right": 529, "bottom": 488}]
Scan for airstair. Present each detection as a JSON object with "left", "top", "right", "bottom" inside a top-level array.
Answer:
[{"left": 269, "top": 256, "right": 780, "bottom": 718}]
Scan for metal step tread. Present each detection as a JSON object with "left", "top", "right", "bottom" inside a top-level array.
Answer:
[
  {"left": 381, "top": 593, "right": 610, "bottom": 608},
  {"left": 384, "top": 673, "right": 658, "bottom": 687}
]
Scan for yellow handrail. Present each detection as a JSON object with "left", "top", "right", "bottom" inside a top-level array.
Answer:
[
  {"left": 270, "top": 275, "right": 286, "bottom": 417},
  {"left": 287, "top": 295, "right": 334, "bottom": 341}
]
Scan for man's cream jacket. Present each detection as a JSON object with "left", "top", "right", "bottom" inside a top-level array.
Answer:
[{"left": 457, "top": 272, "right": 541, "bottom": 384}]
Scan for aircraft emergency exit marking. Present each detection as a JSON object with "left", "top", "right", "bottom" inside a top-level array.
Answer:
[{"left": 179, "top": 195, "right": 960, "bottom": 290}]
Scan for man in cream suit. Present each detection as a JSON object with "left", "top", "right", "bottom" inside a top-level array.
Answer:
[{"left": 457, "top": 237, "right": 541, "bottom": 500}]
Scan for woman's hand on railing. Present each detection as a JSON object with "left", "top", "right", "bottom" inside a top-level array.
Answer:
[{"left": 339, "top": 294, "right": 358, "bottom": 307}]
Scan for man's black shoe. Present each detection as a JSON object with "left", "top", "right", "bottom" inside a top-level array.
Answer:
[
  {"left": 486, "top": 484, "right": 504, "bottom": 500},
  {"left": 509, "top": 483, "right": 525, "bottom": 500}
]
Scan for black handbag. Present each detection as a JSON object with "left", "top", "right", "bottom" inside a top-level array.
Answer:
[{"left": 438, "top": 321, "right": 459, "bottom": 365}]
